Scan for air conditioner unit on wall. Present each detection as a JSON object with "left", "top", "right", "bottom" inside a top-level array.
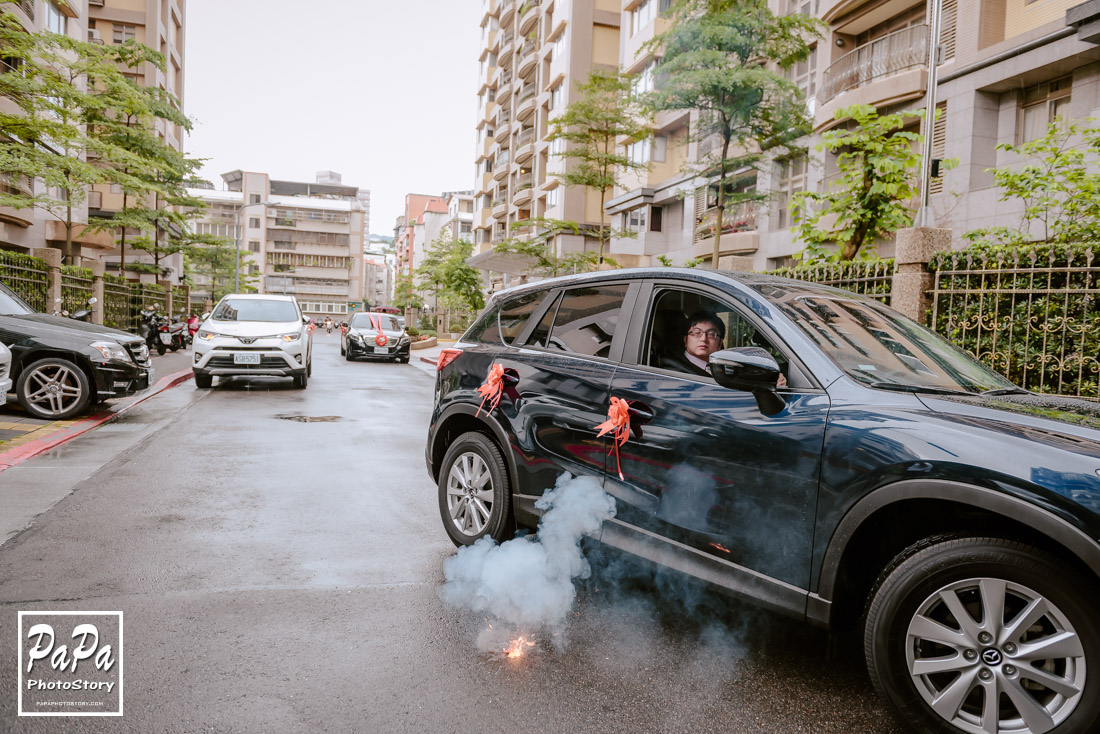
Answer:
[{"left": 87, "top": 29, "right": 101, "bottom": 43}]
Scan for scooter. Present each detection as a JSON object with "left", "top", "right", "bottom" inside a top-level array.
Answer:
[
  {"left": 138, "top": 309, "right": 162, "bottom": 352},
  {"left": 156, "top": 316, "right": 187, "bottom": 355},
  {"left": 185, "top": 314, "right": 200, "bottom": 345}
]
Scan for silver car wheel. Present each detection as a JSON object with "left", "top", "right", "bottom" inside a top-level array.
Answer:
[
  {"left": 445, "top": 451, "right": 493, "bottom": 537},
  {"left": 24, "top": 363, "right": 85, "bottom": 417},
  {"left": 906, "top": 577, "right": 1086, "bottom": 734}
]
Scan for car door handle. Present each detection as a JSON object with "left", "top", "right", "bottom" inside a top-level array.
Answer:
[{"left": 627, "top": 401, "right": 654, "bottom": 422}]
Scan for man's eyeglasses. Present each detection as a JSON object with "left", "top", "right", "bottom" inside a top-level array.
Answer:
[{"left": 687, "top": 328, "right": 722, "bottom": 340}]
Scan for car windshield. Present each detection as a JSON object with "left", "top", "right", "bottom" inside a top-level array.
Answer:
[
  {"left": 0, "top": 283, "right": 35, "bottom": 315},
  {"left": 351, "top": 313, "right": 401, "bottom": 331},
  {"left": 212, "top": 298, "right": 298, "bottom": 323},
  {"left": 775, "top": 294, "right": 1016, "bottom": 393}
]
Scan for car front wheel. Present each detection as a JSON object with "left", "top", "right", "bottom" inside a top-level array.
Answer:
[
  {"left": 865, "top": 536, "right": 1099, "bottom": 734},
  {"left": 193, "top": 371, "right": 212, "bottom": 389},
  {"left": 17, "top": 357, "right": 92, "bottom": 420},
  {"left": 437, "top": 431, "right": 512, "bottom": 546}
]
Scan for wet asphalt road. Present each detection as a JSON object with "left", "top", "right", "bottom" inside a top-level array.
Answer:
[{"left": 0, "top": 332, "right": 905, "bottom": 733}]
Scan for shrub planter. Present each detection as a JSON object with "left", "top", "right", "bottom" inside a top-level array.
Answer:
[{"left": 411, "top": 337, "right": 438, "bottom": 350}]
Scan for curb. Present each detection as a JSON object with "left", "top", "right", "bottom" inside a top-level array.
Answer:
[
  {"left": 0, "top": 368, "right": 194, "bottom": 474},
  {"left": 419, "top": 356, "right": 439, "bottom": 366},
  {"left": 411, "top": 337, "right": 438, "bottom": 350}
]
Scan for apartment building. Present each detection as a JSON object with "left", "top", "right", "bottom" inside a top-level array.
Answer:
[
  {"left": 394, "top": 194, "right": 448, "bottom": 274},
  {"left": 89, "top": 0, "right": 189, "bottom": 279},
  {"left": 189, "top": 170, "right": 365, "bottom": 318},
  {"left": 362, "top": 256, "right": 393, "bottom": 309},
  {"left": 477, "top": 0, "right": 1100, "bottom": 275},
  {"left": 443, "top": 191, "right": 476, "bottom": 241},
  {"left": 0, "top": 1, "right": 116, "bottom": 263},
  {"left": 468, "top": 0, "right": 624, "bottom": 286}
]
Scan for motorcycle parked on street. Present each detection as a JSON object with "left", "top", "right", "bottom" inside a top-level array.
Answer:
[
  {"left": 156, "top": 316, "right": 187, "bottom": 355},
  {"left": 185, "top": 313, "right": 200, "bottom": 345},
  {"left": 137, "top": 308, "right": 162, "bottom": 353}
]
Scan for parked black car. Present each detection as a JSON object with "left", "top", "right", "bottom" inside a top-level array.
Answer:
[
  {"left": 341, "top": 311, "right": 410, "bottom": 363},
  {"left": 0, "top": 282, "right": 153, "bottom": 419},
  {"left": 426, "top": 268, "right": 1100, "bottom": 734}
]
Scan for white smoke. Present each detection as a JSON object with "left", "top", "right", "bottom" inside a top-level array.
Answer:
[{"left": 439, "top": 473, "right": 616, "bottom": 653}]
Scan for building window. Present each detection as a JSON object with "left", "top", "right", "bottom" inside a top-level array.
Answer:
[
  {"left": 249, "top": 240, "right": 260, "bottom": 253},
  {"left": 549, "top": 136, "right": 565, "bottom": 157},
  {"left": 249, "top": 217, "right": 261, "bottom": 229},
  {"left": 113, "top": 24, "right": 136, "bottom": 44},
  {"left": 1021, "top": 77, "right": 1071, "bottom": 143},
  {"left": 652, "top": 134, "right": 667, "bottom": 163},
  {"left": 549, "top": 84, "right": 562, "bottom": 111},
  {"left": 547, "top": 186, "right": 560, "bottom": 208},
  {"left": 773, "top": 157, "right": 806, "bottom": 231},
  {"left": 624, "top": 207, "right": 647, "bottom": 234},
  {"left": 632, "top": 62, "right": 655, "bottom": 97},
  {"left": 650, "top": 205, "right": 663, "bottom": 232},
  {"left": 250, "top": 193, "right": 261, "bottom": 204},
  {"left": 552, "top": 32, "right": 565, "bottom": 60},
  {"left": 630, "top": 0, "right": 656, "bottom": 36},
  {"left": 786, "top": 45, "right": 817, "bottom": 115},
  {"left": 45, "top": 2, "right": 66, "bottom": 35},
  {"left": 460, "top": 222, "right": 472, "bottom": 236},
  {"left": 626, "top": 139, "right": 650, "bottom": 166}
]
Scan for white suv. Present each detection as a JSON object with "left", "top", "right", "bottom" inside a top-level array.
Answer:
[{"left": 192, "top": 294, "right": 312, "bottom": 389}]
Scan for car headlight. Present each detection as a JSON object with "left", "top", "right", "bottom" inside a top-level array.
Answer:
[
  {"left": 349, "top": 330, "right": 362, "bottom": 341},
  {"left": 197, "top": 329, "right": 222, "bottom": 341},
  {"left": 278, "top": 331, "right": 302, "bottom": 342},
  {"left": 90, "top": 341, "right": 133, "bottom": 363}
]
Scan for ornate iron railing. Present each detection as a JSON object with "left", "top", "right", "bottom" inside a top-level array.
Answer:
[
  {"left": 929, "top": 244, "right": 1100, "bottom": 400},
  {"left": 820, "top": 25, "right": 928, "bottom": 104},
  {"left": 0, "top": 250, "right": 49, "bottom": 312},
  {"left": 61, "top": 266, "right": 94, "bottom": 314},
  {"left": 768, "top": 259, "right": 896, "bottom": 302}
]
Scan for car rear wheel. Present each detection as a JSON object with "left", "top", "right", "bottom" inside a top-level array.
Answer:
[
  {"left": 17, "top": 357, "right": 92, "bottom": 420},
  {"left": 864, "top": 536, "right": 1099, "bottom": 734},
  {"left": 437, "top": 431, "right": 512, "bottom": 546},
  {"left": 193, "top": 371, "right": 212, "bottom": 389}
]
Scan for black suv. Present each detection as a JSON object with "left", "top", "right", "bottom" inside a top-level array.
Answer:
[
  {"left": 0, "top": 282, "right": 153, "bottom": 419},
  {"left": 426, "top": 268, "right": 1100, "bottom": 734}
]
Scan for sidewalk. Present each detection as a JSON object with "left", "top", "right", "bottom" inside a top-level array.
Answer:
[
  {"left": 411, "top": 339, "right": 455, "bottom": 376},
  {"left": 0, "top": 348, "right": 194, "bottom": 452}
]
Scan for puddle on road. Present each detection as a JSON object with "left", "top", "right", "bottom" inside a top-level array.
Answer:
[{"left": 274, "top": 414, "right": 344, "bottom": 423}]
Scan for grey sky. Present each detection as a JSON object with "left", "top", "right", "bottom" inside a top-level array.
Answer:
[{"left": 185, "top": 0, "right": 481, "bottom": 237}]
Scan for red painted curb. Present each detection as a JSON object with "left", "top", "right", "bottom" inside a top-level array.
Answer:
[
  {"left": 419, "top": 356, "right": 438, "bottom": 366},
  {"left": 0, "top": 368, "right": 194, "bottom": 473}
]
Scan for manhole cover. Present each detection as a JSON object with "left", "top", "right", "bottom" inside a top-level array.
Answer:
[{"left": 274, "top": 415, "right": 344, "bottom": 423}]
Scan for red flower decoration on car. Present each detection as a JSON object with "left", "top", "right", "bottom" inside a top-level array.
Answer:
[
  {"left": 476, "top": 363, "right": 505, "bottom": 417},
  {"left": 594, "top": 396, "right": 631, "bottom": 480}
]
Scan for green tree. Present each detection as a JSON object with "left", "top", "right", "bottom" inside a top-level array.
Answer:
[
  {"left": 792, "top": 104, "right": 945, "bottom": 262},
  {"left": 547, "top": 69, "right": 651, "bottom": 264},
  {"left": 647, "top": 0, "right": 820, "bottom": 267},
  {"left": 415, "top": 235, "right": 485, "bottom": 317},
  {"left": 185, "top": 234, "right": 254, "bottom": 301},
  {"left": 393, "top": 272, "right": 424, "bottom": 311},
  {"left": 965, "top": 117, "right": 1100, "bottom": 247},
  {"left": 494, "top": 218, "right": 603, "bottom": 277}
]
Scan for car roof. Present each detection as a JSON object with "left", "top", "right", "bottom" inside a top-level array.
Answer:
[
  {"left": 489, "top": 267, "right": 880, "bottom": 305},
  {"left": 218, "top": 293, "right": 297, "bottom": 301}
]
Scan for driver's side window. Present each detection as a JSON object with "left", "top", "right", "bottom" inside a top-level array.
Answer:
[{"left": 644, "top": 288, "right": 787, "bottom": 381}]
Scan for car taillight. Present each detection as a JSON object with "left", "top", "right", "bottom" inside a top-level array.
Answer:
[
  {"left": 159, "top": 326, "right": 169, "bottom": 331},
  {"left": 437, "top": 348, "right": 463, "bottom": 372}
]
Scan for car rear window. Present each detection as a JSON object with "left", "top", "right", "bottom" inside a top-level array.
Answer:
[
  {"left": 466, "top": 304, "right": 502, "bottom": 343},
  {"left": 212, "top": 298, "right": 298, "bottom": 323},
  {"left": 499, "top": 291, "right": 548, "bottom": 345},
  {"left": 540, "top": 285, "right": 627, "bottom": 358}
]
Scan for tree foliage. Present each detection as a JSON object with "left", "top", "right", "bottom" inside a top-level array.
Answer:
[
  {"left": 494, "top": 218, "right": 605, "bottom": 277},
  {"left": 647, "top": 0, "right": 821, "bottom": 267},
  {"left": 393, "top": 272, "right": 424, "bottom": 311},
  {"left": 415, "top": 235, "right": 485, "bottom": 314},
  {"left": 184, "top": 234, "right": 254, "bottom": 301},
  {"left": 964, "top": 117, "right": 1100, "bottom": 247},
  {"left": 547, "top": 69, "right": 650, "bottom": 263}
]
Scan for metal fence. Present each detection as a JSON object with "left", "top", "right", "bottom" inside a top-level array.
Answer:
[
  {"left": 0, "top": 250, "right": 49, "bottom": 312},
  {"left": 61, "top": 266, "right": 95, "bottom": 314},
  {"left": 102, "top": 275, "right": 131, "bottom": 331},
  {"left": 929, "top": 245, "right": 1100, "bottom": 400},
  {"left": 131, "top": 283, "right": 168, "bottom": 315},
  {"left": 767, "top": 259, "right": 896, "bottom": 302}
]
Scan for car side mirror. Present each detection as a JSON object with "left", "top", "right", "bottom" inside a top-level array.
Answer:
[
  {"left": 302, "top": 315, "right": 310, "bottom": 324},
  {"left": 201, "top": 312, "right": 211, "bottom": 320},
  {"left": 709, "top": 347, "right": 786, "bottom": 415}
]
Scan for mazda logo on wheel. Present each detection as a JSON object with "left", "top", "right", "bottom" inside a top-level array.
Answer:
[{"left": 981, "top": 649, "right": 1002, "bottom": 665}]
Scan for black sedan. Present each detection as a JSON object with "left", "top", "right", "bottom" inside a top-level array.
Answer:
[
  {"left": 341, "top": 312, "right": 410, "bottom": 363},
  {"left": 0, "top": 282, "right": 153, "bottom": 419}
]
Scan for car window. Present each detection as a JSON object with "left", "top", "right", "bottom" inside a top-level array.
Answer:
[
  {"left": 541, "top": 285, "right": 627, "bottom": 358},
  {"left": 526, "top": 292, "right": 560, "bottom": 348},
  {"left": 645, "top": 288, "right": 788, "bottom": 379},
  {"left": 351, "top": 313, "right": 400, "bottom": 330},
  {"left": 0, "top": 283, "right": 34, "bottom": 315},
  {"left": 499, "top": 291, "right": 547, "bottom": 345},
  {"left": 466, "top": 304, "right": 501, "bottom": 343},
  {"left": 212, "top": 298, "right": 299, "bottom": 323}
]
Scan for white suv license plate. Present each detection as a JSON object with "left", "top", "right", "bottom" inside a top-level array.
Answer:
[
  {"left": 234, "top": 353, "right": 261, "bottom": 364},
  {"left": 373, "top": 347, "right": 388, "bottom": 354}
]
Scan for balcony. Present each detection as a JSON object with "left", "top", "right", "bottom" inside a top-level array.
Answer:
[
  {"left": 517, "top": 43, "right": 539, "bottom": 77},
  {"left": 518, "top": 0, "right": 540, "bottom": 35},
  {"left": 494, "top": 115, "right": 511, "bottom": 143},
  {"left": 492, "top": 197, "right": 508, "bottom": 218},
  {"left": 0, "top": 174, "right": 33, "bottom": 227},
  {"left": 817, "top": 25, "right": 928, "bottom": 128},
  {"left": 515, "top": 84, "right": 537, "bottom": 121},
  {"left": 499, "top": 33, "right": 515, "bottom": 66},
  {"left": 493, "top": 153, "right": 511, "bottom": 180},
  {"left": 514, "top": 127, "right": 536, "bottom": 163},
  {"left": 692, "top": 201, "right": 759, "bottom": 258},
  {"left": 500, "top": 0, "right": 516, "bottom": 27},
  {"left": 497, "top": 70, "right": 514, "bottom": 97},
  {"left": 512, "top": 174, "right": 533, "bottom": 206}
]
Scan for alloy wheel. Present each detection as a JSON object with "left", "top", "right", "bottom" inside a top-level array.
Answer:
[
  {"left": 445, "top": 451, "right": 494, "bottom": 536},
  {"left": 23, "top": 362, "right": 85, "bottom": 417},
  {"left": 906, "top": 577, "right": 1086, "bottom": 734}
]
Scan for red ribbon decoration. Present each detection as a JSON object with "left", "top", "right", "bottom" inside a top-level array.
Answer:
[
  {"left": 476, "top": 363, "right": 506, "bottom": 417},
  {"left": 594, "top": 396, "right": 631, "bottom": 481},
  {"left": 369, "top": 313, "right": 388, "bottom": 346}
]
